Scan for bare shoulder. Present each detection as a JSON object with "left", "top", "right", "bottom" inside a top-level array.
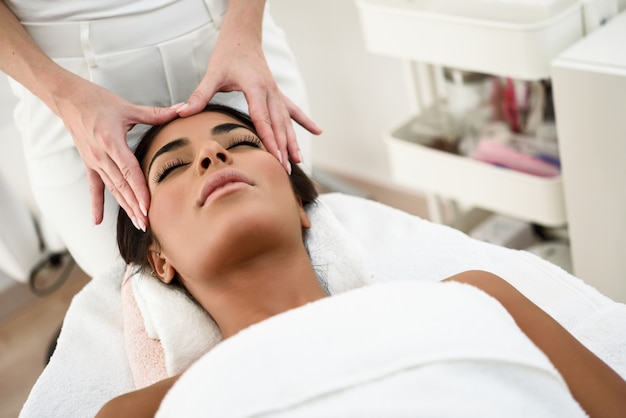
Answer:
[
  {"left": 95, "top": 375, "right": 180, "bottom": 418},
  {"left": 442, "top": 270, "right": 518, "bottom": 301}
]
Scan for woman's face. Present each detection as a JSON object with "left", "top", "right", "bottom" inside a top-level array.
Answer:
[{"left": 142, "top": 111, "right": 309, "bottom": 287}]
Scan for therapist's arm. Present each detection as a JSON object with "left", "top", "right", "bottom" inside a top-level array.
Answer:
[
  {"left": 0, "top": 1, "right": 177, "bottom": 229},
  {"left": 95, "top": 374, "right": 181, "bottom": 418},
  {"left": 0, "top": 1, "right": 77, "bottom": 107},
  {"left": 176, "top": 0, "right": 322, "bottom": 173},
  {"left": 444, "top": 270, "right": 626, "bottom": 418}
]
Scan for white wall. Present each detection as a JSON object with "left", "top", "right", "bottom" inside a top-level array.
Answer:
[{"left": 270, "top": 0, "right": 412, "bottom": 184}]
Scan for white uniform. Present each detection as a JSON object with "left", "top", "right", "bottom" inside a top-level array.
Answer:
[{"left": 4, "top": 0, "right": 311, "bottom": 277}]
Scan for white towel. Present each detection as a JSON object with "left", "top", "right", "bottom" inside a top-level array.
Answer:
[
  {"left": 19, "top": 259, "right": 135, "bottom": 418},
  {"left": 129, "top": 273, "right": 221, "bottom": 377},
  {"left": 322, "top": 194, "right": 626, "bottom": 379},
  {"left": 157, "top": 280, "right": 586, "bottom": 417}
]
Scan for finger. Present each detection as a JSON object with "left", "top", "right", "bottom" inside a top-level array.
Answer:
[
  {"left": 284, "top": 118, "right": 302, "bottom": 164},
  {"left": 265, "top": 94, "right": 292, "bottom": 172},
  {"left": 247, "top": 92, "right": 282, "bottom": 165},
  {"left": 177, "top": 78, "right": 221, "bottom": 117},
  {"left": 110, "top": 144, "right": 151, "bottom": 227},
  {"left": 98, "top": 165, "right": 133, "bottom": 222},
  {"left": 99, "top": 166, "right": 144, "bottom": 232},
  {"left": 99, "top": 148, "right": 147, "bottom": 231},
  {"left": 86, "top": 169, "right": 105, "bottom": 225},
  {"left": 268, "top": 93, "right": 301, "bottom": 163},
  {"left": 282, "top": 94, "right": 323, "bottom": 135}
]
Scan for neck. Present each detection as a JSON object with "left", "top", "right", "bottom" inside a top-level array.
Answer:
[{"left": 191, "top": 247, "right": 327, "bottom": 339}]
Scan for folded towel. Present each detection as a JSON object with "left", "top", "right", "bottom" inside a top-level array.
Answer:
[
  {"left": 125, "top": 270, "right": 221, "bottom": 379},
  {"left": 157, "top": 280, "right": 586, "bottom": 417},
  {"left": 121, "top": 271, "right": 167, "bottom": 388}
]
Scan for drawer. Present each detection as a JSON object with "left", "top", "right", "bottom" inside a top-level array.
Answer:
[{"left": 386, "top": 114, "right": 567, "bottom": 226}]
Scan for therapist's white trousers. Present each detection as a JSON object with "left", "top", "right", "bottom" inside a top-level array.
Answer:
[{"left": 8, "top": 0, "right": 312, "bottom": 278}]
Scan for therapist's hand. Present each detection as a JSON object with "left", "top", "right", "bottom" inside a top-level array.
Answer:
[
  {"left": 53, "top": 76, "right": 180, "bottom": 230},
  {"left": 175, "top": 1, "right": 322, "bottom": 173}
]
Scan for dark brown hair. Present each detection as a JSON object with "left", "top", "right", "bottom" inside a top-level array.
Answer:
[{"left": 116, "top": 103, "right": 318, "bottom": 272}]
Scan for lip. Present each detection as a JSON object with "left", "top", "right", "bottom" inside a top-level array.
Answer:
[{"left": 197, "top": 169, "right": 254, "bottom": 207}]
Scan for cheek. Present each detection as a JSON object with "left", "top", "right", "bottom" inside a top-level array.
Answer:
[
  {"left": 267, "top": 163, "right": 299, "bottom": 207},
  {"left": 256, "top": 160, "right": 305, "bottom": 229},
  {"left": 150, "top": 186, "right": 185, "bottom": 226},
  {"left": 148, "top": 183, "right": 216, "bottom": 280},
  {"left": 149, "top": 186, "right": 195, "bottom": 253},
  {"left": 255, "top": 153, "right": 292, "bottom": 191}
]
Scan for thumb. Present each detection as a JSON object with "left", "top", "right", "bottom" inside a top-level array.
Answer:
[
  {"left": 133, "top": 104, "right": 181, "bottom": 126},
  {"left": 178, "top": 82, "right": 219, "bottom": 117}
]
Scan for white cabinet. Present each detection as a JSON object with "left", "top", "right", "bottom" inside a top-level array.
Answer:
[
  {"left": 355, "top": 0, "right": 586, "bottom": 226},
  {"left": 356, "top": 0, "right": 626, "bottom": 301},
  {"left": 552, "top": 11, "right": 626, "bottom": 302}
]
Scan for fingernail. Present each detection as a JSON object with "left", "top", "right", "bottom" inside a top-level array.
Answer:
[
  {"left": 170, "top": 102, "right": 185, "bottom": 110},
  {"left": 175, "top": 103, "right": 189, "bottom": 113},
  {"left": 139, "top": 220, "right": 147, "bottom": 233},
  {"left": 130, "top": 216, "right": 140, "bottom": 231},
  {"left": 286, "top": 161, "right": 292, "bottom": 175},
  {"left": 140, "top": 202, "right": 148, "bottom": 217},
  {"left": 276, "top": 150, "right": 283, "bottom": 164},
  {"left": 297, "top": 150, "right": 303, "bottom": 163}
]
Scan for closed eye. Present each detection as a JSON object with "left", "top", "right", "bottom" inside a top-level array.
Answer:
[
  {"left": 153, "top": 158, "right": 189, "bottom": 183},
  {"left": 227, "top": 135, "right": 262, "bottom": 150}
]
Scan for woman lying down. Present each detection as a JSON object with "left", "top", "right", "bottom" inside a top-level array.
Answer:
[{"left": 97, "top": 104, "right": 626, "bottom": 417}]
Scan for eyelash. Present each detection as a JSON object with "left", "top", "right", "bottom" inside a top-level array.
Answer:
[
  {"left": 153, "top": 158, "right": 188, "bottom": 183},
  {"left": 226, "top": 135, "right": 262, "bottom": 149},
  {"left": 152, "top": 136, "right": 262, "bottom": 183}
]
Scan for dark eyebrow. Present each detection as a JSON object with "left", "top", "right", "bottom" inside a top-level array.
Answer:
[
  {"left": 147, "top": 138, "right": 189, "bottom": 175},
  {"left": 211, "top": 122, "right": 255, "bottom": 136},
  {"left": 146, "top": 122, "right": 255, "bottom": 174}
]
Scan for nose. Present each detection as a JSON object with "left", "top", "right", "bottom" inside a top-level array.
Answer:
[{"left": 195, "top": 142, "right": 232, "bottom": 175}]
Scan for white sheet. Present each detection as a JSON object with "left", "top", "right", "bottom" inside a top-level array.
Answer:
[
  {"left": 19, "top": 193, "right": 626, "bottom": 417},
  {"left": 157, "top": 280, "right": 586, "bottom": 417}
]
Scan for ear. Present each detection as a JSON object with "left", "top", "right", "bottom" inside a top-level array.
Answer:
[
  {"left": 147, "top": 246, "right": 177, "bottom": 284},
  {"left": 296, "top": 196, "right": 311, "bottom": 229}
]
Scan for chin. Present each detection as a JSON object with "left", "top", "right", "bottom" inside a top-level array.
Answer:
[
  {"left": 218, "top": 202, "right": 299, "bottom": 251},
  {"left": 233, "top": 205, "right": 293, "bottom": 241}
]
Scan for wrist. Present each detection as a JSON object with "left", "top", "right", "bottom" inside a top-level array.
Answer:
[
  {"left": 220, "top": 0, "right": 266, "bottom": 43},
  {"left": 34, "top": 67, "right": 84, "bottom": 117}
]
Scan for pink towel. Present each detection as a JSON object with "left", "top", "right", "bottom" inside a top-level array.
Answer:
[{"left": 121, "top": 268, "right": 168, "bottom": 389}]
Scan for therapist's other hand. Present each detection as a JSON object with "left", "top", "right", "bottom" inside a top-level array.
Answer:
[
  {"left": 54, "top": 77, "right": 179, "bottom": 230},
  {"left": 176, "top": 21, "right": 322, "bottom": 173}
]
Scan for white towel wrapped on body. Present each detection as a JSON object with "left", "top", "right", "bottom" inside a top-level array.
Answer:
[{"left": 157, "top": 280, "right": 586, "bottom": 417}]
